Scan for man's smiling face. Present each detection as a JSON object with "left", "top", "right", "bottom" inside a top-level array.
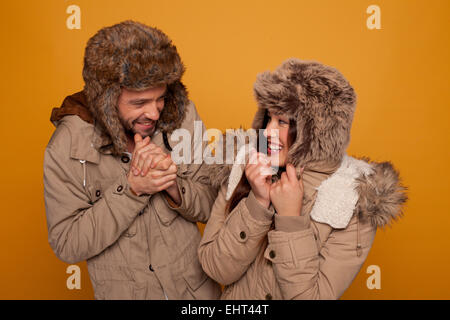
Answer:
[{"left": 117, "top": 85, "right": 167, "bottom": 139}]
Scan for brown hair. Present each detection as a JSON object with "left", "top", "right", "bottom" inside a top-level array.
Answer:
[{"left": 225, "top": 111, "right": 297, "bottom": 214}]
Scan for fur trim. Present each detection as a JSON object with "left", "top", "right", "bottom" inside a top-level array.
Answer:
[
  {"left": 207, "top": 160, "right": 232, "bottom": 190},
  {"left": 82, "top": 20, "right": 188, "bottom": 155},
  {"left": 206, "top": 129, "right": 254, "bottom": 190},
  {"left": 205, "top": 58, "right": 406, "bottom": 228},
  {"left": 253, "top": 58, "right": 356, "bottom": 167},
  {"left": 355, "top": 159, "right": 408, "bottom": 228},
  {"left": 204, "top": 150, "right": 407, "bottom": 229}
]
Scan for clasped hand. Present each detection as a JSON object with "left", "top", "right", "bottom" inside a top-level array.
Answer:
[
  {"left": 127, "top": 134, "right": 178, "bottom": 198},
  {"left": 245, "top": 149, "right": 304, "bottom": 216}
]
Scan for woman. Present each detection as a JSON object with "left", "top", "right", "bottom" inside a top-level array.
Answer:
[{"left": 199, "top": 58, "right": 407, "bottom": 300}]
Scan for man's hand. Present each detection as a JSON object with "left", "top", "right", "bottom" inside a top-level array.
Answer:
[
  {"left": 128, "top": 166, "right": 177, "bottom": 196},
  {"left": 270, "top": 164, "right": 304, "bottom": 216},
  {"left": 131, "top": 134, "right": 173, "bottom": 176},
  {"left": 128, "top": 134, "right": 178, "bottom": 196}
]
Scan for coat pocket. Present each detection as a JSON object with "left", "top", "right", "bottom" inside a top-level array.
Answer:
[
  {"left": 182, "top": 257, "right": 208, "bottom": 293},
  {"left": 87, "top": 179, "right": 138, "bottom": 238},
  {"left": 152, "top": 193, "right": 179, "bottom": 226},
  {"left": 123, "top": 217, "right": 138, "bottom": 238},
  {"left": 89, "top": 264, "right": 145, "bottom": 300}
]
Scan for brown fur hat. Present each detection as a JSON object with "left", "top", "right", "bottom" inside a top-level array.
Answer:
[
  {"left": 82, "top": 20, "right": 188, "bottom": 155},
  {"left": 253, "top": 58, "right": 356, "bottom": 167}
]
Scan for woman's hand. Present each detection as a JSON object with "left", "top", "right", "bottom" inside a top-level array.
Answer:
[
  {"left": 270, "top": 164, "right": 304, "bottom": 216},
  {"left": 245, "top": 149, "right": 273, "bottom": 209}
]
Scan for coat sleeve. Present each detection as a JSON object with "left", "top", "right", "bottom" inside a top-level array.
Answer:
[
  {"left": 161, "top": 102, "right": 217, "bottom": 223},
  {"left": 198, "top": 186, "right": 274, "bottom": 285},
  {"left": 265, "top": 213, "right": 377, "bottom": 299},
  {"left": 44, "top": 137, "right": 150, "bottom": 264}
]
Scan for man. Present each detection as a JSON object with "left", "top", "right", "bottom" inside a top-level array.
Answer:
[{"left": 44, "top": 21, "right": 221, "bottom": 299}]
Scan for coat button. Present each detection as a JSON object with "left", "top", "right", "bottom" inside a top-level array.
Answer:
[
  {"left": 265, "top": 293, "right": 272, "bottom": 300},
  {"left": 95, "top": 190, "right": 101, "bottom": 197},
  {"left": 149, "top": 264, "right": 154, "bottom": 272},
  {"left": 239, "top": 231, "right": 246, "bottom": 239},
  {"left": 117, "top": 185, "right": 123, "bottom": 192},
  {"left": 181, "top": 187, "right": 185, "bottom": 194},
  {"left": 269, "top": 250, "right": 276, "bottom": 259},
  {"left": 121, "top": 155, "right": 130, "bottom": 163}
]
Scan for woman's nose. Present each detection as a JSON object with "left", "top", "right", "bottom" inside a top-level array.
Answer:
[{"left": 264, "top": 123, "right": 278, "bottom": 138}]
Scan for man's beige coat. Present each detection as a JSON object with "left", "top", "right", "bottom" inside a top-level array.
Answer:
[{"left": 44, "top": 98, "right": 220, "bottom": 299}]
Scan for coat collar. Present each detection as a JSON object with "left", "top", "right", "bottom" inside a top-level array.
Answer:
[
  {"left": 60, "top": 114, "right": 167, "bottom": 165},
  {"left": 62, "top": 116, "right": 102, "bottom": 164},
  {"left": 309, "top": 155, "right": 374, "bottom": 228},
  {"left": 224, "top": 150, "right": 375, "bottom": 229}
]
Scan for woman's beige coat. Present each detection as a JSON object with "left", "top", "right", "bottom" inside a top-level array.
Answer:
[
  {"left": 198, "top": 59, "right": 407, "bottom": 300},
  {"left": 199, "top": 184, "right": 376, "bottom": 300}
]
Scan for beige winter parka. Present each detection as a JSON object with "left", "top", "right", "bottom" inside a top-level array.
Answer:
[
  {"left": 199, "top": 167, "right": 385, "bottom": 300},
  {"left": 198, "top": 59, "right": 407, "bottom": 300},
  {"left": 44, "top": 94, "right": 221, "bottom": 300}
]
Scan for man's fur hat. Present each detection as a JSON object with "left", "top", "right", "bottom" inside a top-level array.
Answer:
[
  {"left": 253, "top": 58, "right": 356, "bottom": 167},
  {"left": 82, "top": 20, "right": 188, "bottom": 155}
]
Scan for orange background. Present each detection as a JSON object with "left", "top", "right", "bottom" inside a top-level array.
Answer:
[{"left": 1, "top": 0, "right": 449, "bottom": 299}]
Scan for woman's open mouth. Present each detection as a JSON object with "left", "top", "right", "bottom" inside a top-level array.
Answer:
[{"left": 267, "top": 142, "right": 283, "bottom": 155}]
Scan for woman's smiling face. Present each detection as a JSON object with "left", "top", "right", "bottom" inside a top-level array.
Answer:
[{"left": 264, "top": 111, "right": 291, "bottom": 167}]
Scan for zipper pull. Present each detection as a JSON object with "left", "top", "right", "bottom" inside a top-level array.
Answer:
[{"left": 79, "top": 160, "right": 86, "bottom": 187}]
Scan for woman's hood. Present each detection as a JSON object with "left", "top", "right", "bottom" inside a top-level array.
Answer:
[
  {"left": 253, "top": 58, "right": 356, "bottom": 168},
  {"left": 206, "top": 59, "right": 407, "bottom": 229},
  {"left": 206, "top": 129, "right": 407, "bottom": 229}
]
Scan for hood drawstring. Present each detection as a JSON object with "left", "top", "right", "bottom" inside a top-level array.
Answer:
[
  {"left": 356, "top": 213, "right": 362, "bottom": 257},
  {"left": 79, "top": 160, "right": 86, "bottom": 187},
  {"left": 163, "top": 132, "right": 172, "bottom": 152}
]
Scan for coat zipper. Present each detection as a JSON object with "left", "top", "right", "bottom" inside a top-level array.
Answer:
[{"left": 79, "top": 160, "right": 86, "bottom": 187}]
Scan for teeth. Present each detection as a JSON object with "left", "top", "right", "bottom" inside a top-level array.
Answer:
[{"left": 268, "top": 144, "right": 282, "bottom": 151}]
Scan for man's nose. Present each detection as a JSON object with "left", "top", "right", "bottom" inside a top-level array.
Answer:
[{"left": 143, "top": 103, "right": 160, "bottom": 121}]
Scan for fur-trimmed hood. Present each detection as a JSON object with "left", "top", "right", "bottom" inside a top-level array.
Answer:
[
  {"left": 207, "top": 130, "right": 407, "bottom": 229},
  {"left": 253, "top": 58, "right": 356, "bottom": 167},
  {"left": 82, "top": 20, "right": 188, "bottom": 155},
  {"left": 206, "top": 59, "right": 407, "bottom": 229}
]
